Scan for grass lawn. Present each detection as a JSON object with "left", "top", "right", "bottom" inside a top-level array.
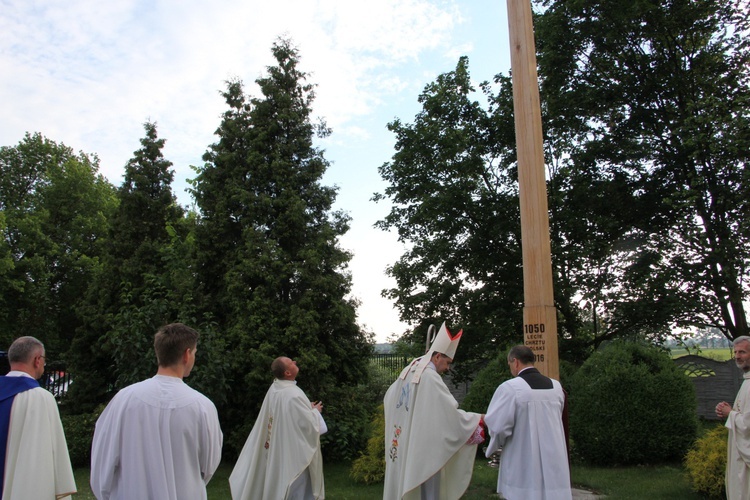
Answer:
[
  {"left": 671, "top": 346, "right": 733, "bottom": 361},
  {"left": 73, "top": 459, "right": 704, "bottom": 499}
]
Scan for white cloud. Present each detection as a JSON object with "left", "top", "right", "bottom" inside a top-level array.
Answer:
[{"left": 1, "top": 0, "right": 484, "bottom": 341}]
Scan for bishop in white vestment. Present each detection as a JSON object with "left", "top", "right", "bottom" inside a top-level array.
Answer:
[{"left": 383, "top": 323, "right": 484, "bottom": 500}]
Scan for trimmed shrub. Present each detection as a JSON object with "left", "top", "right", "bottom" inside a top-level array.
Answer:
[
  {"left": 350, "top": 404, "right": 386, "bottom": 484},
  {"left": 461, "top": 352, "right": 575, "bottom": 415},
  {"left": 570, "top": 341, "right": 698, "bottom": 465},
  {"left": 461, "top": 357, "right": 510, "bottom": 414},
  {"left": 320, "top": 362, "right": 390, "bottom": 462},
  {"left": 685, "top": 425, "right": 727, "bottom": 499},
  {"left": 61, "top": 406, "right": 104, "bottom": 467},
  {"left": 320, "top": 384, "right": 371, "bottom": 462}
]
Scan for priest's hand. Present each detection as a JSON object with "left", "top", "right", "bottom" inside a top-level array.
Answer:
[
  {"left": 312, "top": 401, "right": 323, "bottom": 413},
  {"left": 716, "top": 401, "right": 732, "bottom": 419}
]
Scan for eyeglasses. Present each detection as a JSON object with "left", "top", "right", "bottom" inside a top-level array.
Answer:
[{"left": 37, "top": 355, "right": 46, "bottom": 366}]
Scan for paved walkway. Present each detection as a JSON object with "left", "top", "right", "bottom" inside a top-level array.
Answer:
[{"left": 572, "top": 487, "right": 605, "bottom": 499}]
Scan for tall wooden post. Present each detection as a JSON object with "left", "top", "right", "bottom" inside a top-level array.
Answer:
[{"left": 506, "top": 0, "right": 559, "bottom": 379}]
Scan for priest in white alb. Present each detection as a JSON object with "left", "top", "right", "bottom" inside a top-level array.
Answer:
[
  {"left": 0, "top": 336, "right": 76, "bottom": 500},
  {"left": 383, "top": 322, "right": 484, "bottom": 500},
  {"left": 90, "top": 323, "right": 223, "bottom": 500},
  {"left": 716, "top": 335, "right": 750, "bottom": 500},
  {"left": 485, "top": 345, "right": 571, "bottom": 500},
  {"left": 230, "top": 356, "right": 327, "bottom": 500}
]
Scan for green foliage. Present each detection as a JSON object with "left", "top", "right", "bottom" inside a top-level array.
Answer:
[
  {"left": 61, "top": 406, "right": 104, "bottom": 468},
  {"left": 390, "top": 336, "right": 424, "bottom": 361},
  {"left": 0, "top": 132, "right": 116, "bottom": 354},
  {"left": 684, "top": 425, "right": 727, "bottom": 499},
  {"left": 570, "top": 341, "right": 698, "bottom": 465},
  {"left": 460, "top": 356, "right": 510, "bottom": 414},
  {"left": 68, "top": 122, "right": 198, "bottom": 411},
  {"left": 320, "top": 360, "right": 393, "bottom": 462},
  {"left": 365, "top": 357, "right": 402, "bottom": 401},
  {"left": 536, "top": 0, "right": 750, "bottom": 341},
  {"left": 374, "top": 57, "right": 525, "bottom": 379},
  {"left": 190, "top": 37, "right": 370, "bottom": 448},
  {"left": 350, "top": 404, "right": 386, "bottom": 484},
  {"left": 319, "top": 381, "right": 377, "bottom": 462}
]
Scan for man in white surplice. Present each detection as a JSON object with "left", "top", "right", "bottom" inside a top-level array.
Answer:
[
  {"left": 485, "top": 345, "right": 571, "bottom": 500},
  {"left": 229, "top": 356, "right": 327, "bottom": 500},
  {"left": 90, "top": 323, "right": 223, "bottom": 500},
  {"left": 716, "top": 335, "right": 750, "bottom": 500},
  {"left": 0, "top": 336, "right": 76, "bottom": 499},
  {"left": 383, "top": 322, "right": 484, "bottom": 500}
]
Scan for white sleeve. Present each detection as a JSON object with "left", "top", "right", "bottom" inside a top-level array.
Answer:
[
  {"left": 198, "top": 400, "right": 224, "bottom": 484},
  {"left": 484, "top": 382, "right": 516, "bottom": 457},
  {"left": 90, "top": 396, "right": 123, "bottom": 498},
  {"left": 313, "top": 408, "right": 328, "bottom": 435}
]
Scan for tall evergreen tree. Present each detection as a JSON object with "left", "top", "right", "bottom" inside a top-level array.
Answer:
[
  {"left": 191, "top": 39, "right": 370, "bottom": 446},
  {"left": 111, "top": 121, "right": 184, "bottom": 280},
  {"left": 69, "top": 122, "right": 199, "bottom": 410}
]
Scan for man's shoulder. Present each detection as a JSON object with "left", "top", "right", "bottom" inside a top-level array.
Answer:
[
  {"left": 116, "top": 377, "right": 156, "bottom": 395},
  {"left": 419, "top": 366, "right": 449, "bottom": 385},
  {"left": 108, "top": 377, "right": 218, "bottom": 415},
  {"left": 499, "top": 376, "right": 528, "bottom": 390},
  {"left": 11, "top": 385, "right": 58, "bottom": 410},
  {"left": 146, "top": 376, "right": 217, "bottom": 405},
  {"left": 183, "top": 384, "right": 219, "bottom": 411}
]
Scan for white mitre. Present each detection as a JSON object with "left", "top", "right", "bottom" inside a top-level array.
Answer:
[{"left": 406, "top": 321, "right": 463, "bottom": 383}]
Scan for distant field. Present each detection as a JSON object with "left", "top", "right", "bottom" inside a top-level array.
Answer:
[{"left": 671, "top": 346, "right": 734, "bottom": 361}]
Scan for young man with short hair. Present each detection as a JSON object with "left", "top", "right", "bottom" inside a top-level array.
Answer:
[{"left": 91, "top": 323, "right": 223, "bottom": 499}]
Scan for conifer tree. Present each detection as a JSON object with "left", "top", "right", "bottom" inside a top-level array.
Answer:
[
  {"left": 191, "top": 39, "right": 370, "bottom": 446},
  {"left": 70, "top": 122, "right": 193, "bottom": 409}
]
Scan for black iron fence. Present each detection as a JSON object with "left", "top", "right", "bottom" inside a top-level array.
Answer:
[
  {"left": 369, "top": 353, "right": 408, "bottom": 388},
  {"left": 0, "top": 353, "right": 71, "bottom": 400},
  {"left": 40, "top": 362, "right": 72, "bottom": 400}
]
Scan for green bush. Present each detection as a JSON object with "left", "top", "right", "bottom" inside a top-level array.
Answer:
[
  {"left": 685, "top": 425, "right": 727, "bottom": 499},
  {"left": 320, "top": 366, "right": 387, "bottom": 462},
  {"left": 61, "top": 406, "right": 103, "bottom": 467},
  {"left": 460, "top": 357, "right": 510, "bottom": 414},
  {"left": 461, "top": 350, "right": 575, "bottom": 415},
  {"left": 350, "top": 404, "right": 386, "bottom": 484},
  {"left": 570, "top": 341, "right": 698, "bottom": 465}
]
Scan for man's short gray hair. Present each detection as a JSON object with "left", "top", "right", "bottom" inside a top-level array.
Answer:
[
  {"left": 8, "top": 336, "right": 44, "bottom": 364},
  {"left": 734, "top": 336, "right": 750, "bottom": 347}
]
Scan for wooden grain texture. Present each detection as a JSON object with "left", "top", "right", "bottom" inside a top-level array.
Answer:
[{"left": 507, "top": 0, "right": 559, "bottom": 379}]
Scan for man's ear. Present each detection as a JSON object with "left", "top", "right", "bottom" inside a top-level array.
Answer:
[{"left": 182, "top": 348, "right": 191, "bottom": 364}]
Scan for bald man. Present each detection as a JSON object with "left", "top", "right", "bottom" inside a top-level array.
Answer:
[{"left": 230, "top": 356, "right": 327, "bottom": 500}]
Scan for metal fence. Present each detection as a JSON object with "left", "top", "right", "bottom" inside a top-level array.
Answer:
[
  {"left": 40, "top": 362, "right": 72, "bottom": 400},
  {"left": 0, "top": 354, "right": 71, "bottom": 400},
  {"left": 369, "top": 353, "right": 409, "bottom": 388}
]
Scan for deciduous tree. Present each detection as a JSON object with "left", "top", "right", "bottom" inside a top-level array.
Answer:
[
  {"left": 536, "top": 0, "right": 750, "bottom": 341},
  {"left": 0, "top": 133, "right": 115, "bottom": 355}
]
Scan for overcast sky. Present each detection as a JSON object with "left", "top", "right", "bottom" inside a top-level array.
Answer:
[{"left": 1, "top": 0, "right": 512, "bottom": 342}]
